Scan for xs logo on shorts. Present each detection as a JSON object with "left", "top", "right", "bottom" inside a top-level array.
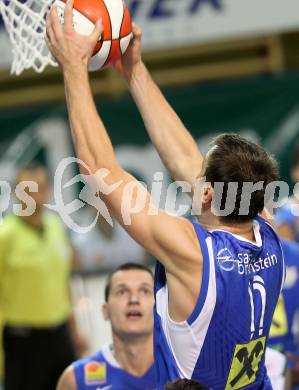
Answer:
[{"left": 225, "top": 337, "right": 266, "bottom": 389}]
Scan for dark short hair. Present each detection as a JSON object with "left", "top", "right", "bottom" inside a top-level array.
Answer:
[
  {"left": 165, "top": 379, "right": 209, "bottom": 390},
  {"left": 204, "top": 133, "right": 279, "bottom": 223},
  {"left": 104, "top": 263, "right": 154, "bottom": 302}
]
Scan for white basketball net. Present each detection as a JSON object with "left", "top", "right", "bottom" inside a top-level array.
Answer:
[{"left": 0, "top": 0, "right": 57, "bottom": 75}]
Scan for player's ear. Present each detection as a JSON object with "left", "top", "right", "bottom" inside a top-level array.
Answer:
[
  {"left": 202, "top": 184, "right": 213, "bottom": 207},
  {"left": 102, "top": 303, "right": 110, "bottom": 321}
]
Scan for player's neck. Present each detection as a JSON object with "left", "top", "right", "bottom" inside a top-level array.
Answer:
[
  {"left": 198, "top": 212, "right": 255, "bottom": 242},
  {"left": 112, "top": 333, "right": 153, "bottom": 377}
]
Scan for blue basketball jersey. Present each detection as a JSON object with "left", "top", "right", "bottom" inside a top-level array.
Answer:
[
  {"left": 73, "top": 344, "right": 157, "bottom": 390},
  {"left": 154, "top": 217, "right": 285, "bottom": 390},
  {"left": 268, "top": 240, "right": 299, "bottom": 356}
]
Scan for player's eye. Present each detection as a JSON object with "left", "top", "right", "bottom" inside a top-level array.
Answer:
[
  {"left": 116, "top": 289, "right": 126, "bottom": 296},
  {"left": 140, "top": 288, "right": 152, "bottom": 295}
]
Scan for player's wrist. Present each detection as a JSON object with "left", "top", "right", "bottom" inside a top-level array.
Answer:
[
  {"left": 127, "top": 61, "right": 147, "bottom": 87},
  {"left": 62, "top": 62, "right": 89, "bottom": 80}
]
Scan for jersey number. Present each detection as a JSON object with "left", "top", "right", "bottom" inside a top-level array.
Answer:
[
  {"left": 248, "top": 275, "right": 267, "bottom": 339},
  {"left": 225, "top": 276, "right": 267, "bottom": 389}
]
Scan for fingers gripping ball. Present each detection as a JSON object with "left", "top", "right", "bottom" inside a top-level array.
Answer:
[{"left": 55, "top": 0, "right": 133, "bottom": 71}]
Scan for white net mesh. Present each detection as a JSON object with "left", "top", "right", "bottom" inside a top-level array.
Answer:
[{"left": 0, "top": 0, "right": 57, "bottom": 75}]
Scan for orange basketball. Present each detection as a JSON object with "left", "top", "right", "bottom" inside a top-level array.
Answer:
[{"left": 56, "top": 0, "right": 132, "bottom": 71}]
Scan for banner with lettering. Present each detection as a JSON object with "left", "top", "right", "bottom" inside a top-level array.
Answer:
[
  {"left": 127, "top": 0, "right": 299, "bottom": 49},
  {"left": 1, "top": 0, "right": 299, "bottom": 69}
]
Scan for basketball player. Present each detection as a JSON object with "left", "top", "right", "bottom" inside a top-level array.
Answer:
[
  {"left": 57, "top": 263, "right": 156, "bottom": 390},
  {"left": 46, "top": 3, "right": 285, "bottom": 389}
]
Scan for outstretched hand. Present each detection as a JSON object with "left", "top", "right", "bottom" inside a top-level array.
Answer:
[
  {"left": 114, "top": 23, "right": 143, "bottom": 82},
  {"left": 45, "top": 0, "right": 102, "bottom": 71}
]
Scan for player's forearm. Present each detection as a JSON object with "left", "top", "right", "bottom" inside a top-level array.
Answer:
[
  {"left": 63, "top": 66, "right": 118, "bottom": 173},
  {"left": 128, "top": 62, "right": 203, "bottom": 183}
]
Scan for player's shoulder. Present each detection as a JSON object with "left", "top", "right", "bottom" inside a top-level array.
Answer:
[
  {"left": 70, "top": 349, "right": 110, "bottom": 389},
  {"left": 255, "top": 214, "right": 275, "bottom": 230},
  {"left": 154, "top": 211, "right": 196, "bottom": 236},
  {"left": 255, "top": 215, "right": 282, "bottom": 243},
  {"left": 57, "top": 365, "right": 77, "bottom": 390},
  {"left": 153, "top": 213, "right": 203, "bottom": 262},
  {"left": 73, "top": 349, "right": 107, "bottom": 370}
]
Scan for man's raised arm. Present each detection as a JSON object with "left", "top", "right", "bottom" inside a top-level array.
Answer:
[
  {"left": 116, "top": 25, "right": 203, "bottom": 186},
  {"left": 45, "top": 1, "right": 201, "bottom": 281}
]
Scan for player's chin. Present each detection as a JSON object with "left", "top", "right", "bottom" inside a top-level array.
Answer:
[
  {"left": 123, "top": 319, "right": 149, "bottom": 332},
  {"left": 124, "top": 318, "right": 144, "bottom": 330}
]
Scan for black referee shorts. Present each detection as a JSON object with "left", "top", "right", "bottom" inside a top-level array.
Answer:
[{"left": 3, "top": 322, "right": 76, "bottom": 390}]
